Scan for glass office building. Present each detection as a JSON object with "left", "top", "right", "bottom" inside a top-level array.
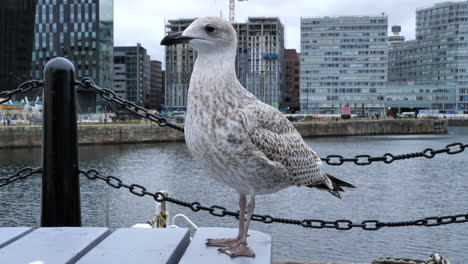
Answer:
[
  {"left": 31, "top": 0, "right": 114, "bottom": 113},
  {"left": 0, "top": 0, "right": 37, "bottom": 93},
  {"left": 388, "top": 1, "right": 468, "bottom": 112},
  {"left": 300, "top": 15, "right": 388, "bottom": 115},
  {"left": 385, "top": 82, "right": 457, "bottom": 114}
]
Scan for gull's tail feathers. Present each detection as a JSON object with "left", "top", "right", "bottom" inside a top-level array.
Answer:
[{"left": 307, "top": 173, "right": 356, "bottom": 199}]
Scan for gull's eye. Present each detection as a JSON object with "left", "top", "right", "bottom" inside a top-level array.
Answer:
[{"left": 205, "top": 25, "right": 215, "bottom": 33}]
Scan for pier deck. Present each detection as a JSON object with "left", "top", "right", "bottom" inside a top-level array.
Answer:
[{"left": 0, "top": 227, "right": 272, "bottom": 264}]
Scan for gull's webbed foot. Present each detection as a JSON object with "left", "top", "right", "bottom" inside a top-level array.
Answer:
[
  {"left": 205, "top": 238, "right": 239, "bottom": 247},
  {"left": 218, "top": 242, "right": 255, "bottom": 258}
]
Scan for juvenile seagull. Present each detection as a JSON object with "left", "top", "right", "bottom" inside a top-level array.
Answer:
[{"left": 161, "top": 17, "right": 355, "bottom": 257}]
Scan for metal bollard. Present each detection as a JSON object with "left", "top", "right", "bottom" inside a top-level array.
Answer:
[
  {"left": 41, "top": 57, "right": 81, "bottom": 227},
  {"left": 158, "top": 190, "right": 169, "bottom": 228}
]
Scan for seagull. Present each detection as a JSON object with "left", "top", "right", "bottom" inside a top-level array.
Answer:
[{"left": 161, "top": 16, "right": 355, "bottom": 258}]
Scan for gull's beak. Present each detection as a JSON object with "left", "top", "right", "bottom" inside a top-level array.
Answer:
[{"left": 160, "top": 32, "right": 193, "bottom": 46}]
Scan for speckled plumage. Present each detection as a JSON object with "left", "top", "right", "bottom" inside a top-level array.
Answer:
[
  {"left": 162, "top": 16, "right": 354, "bottom": 257},
  {"left": 184, "top": 17, "right": 334, "bottom": 196}
]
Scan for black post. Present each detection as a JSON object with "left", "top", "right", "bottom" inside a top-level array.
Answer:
[{"left": 41, "top": 57, "right": 81, "bottom": 227}]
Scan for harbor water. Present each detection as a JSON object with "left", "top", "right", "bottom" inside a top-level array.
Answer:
[{"left": 1, "top": 127, "right": 467, "bottom": 263}]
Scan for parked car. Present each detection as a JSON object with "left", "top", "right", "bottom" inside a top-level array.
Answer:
[{"left": 399, "top": 112, "right": 416, "bottom": 118}]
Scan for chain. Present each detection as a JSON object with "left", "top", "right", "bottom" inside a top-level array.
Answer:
[
  {"left": 0, "top": 80, "right": 44, "bottom": 104},
  {"left": 75, "top": 77, "right": 184, "bottom": 132},
  {"left": 322, "top": 142, "right": 468, "bottom": 166},
  {"left": 79, "top": 168, "right": 468, "bottom": 231},
  {"left": 372, "top": 253, "right": 450, "bottom": 264},
  {"left": 0, "top": 167, "right": 42, "bottom": 187},
  {"left": 73, "top": 77, "right": 468, "bottom": 166}
]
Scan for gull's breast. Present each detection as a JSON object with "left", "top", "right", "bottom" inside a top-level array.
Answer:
[{"left": 184, "top": 104, "right": 265, "bottom": 194}]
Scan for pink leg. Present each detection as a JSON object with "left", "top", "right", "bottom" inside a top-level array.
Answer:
[
  {"left": 206, "top": 193, "right": 246, "bottom": 247},
  {"left": 218, "top": 195, "right": 256, "bottom": 257}
]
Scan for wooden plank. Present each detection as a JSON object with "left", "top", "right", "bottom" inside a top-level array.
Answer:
[
  {"left": 0, "top": 227, "right": 33, "bottom": 248},
  {"left": 0, "top": 227, "right": 110, "bottom": 264},
  {"left": 76, "top": 228, "right": 190, "bottom": 264},
  {"left": 179, "top": 227, "right": 272, "bottom": 264}
]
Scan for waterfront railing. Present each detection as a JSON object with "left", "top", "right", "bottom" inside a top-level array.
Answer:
[{"left": 1, "top": 57, "right": 467, "bottom": 232}]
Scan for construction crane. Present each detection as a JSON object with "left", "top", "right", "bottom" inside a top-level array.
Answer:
[{"left": 229, "top": 0, "right": 247, "bottom": 24}]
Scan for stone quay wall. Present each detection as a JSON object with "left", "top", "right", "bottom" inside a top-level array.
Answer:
[{"left": 0, "top": 119, "right": 448, "bottom": 149}]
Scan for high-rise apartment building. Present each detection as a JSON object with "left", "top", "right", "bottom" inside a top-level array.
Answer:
[
  {"left": 283, "top": 49, "right": 300, "bottom": 112},
  {"left": 388, "top": 1, "right": 468, "bottom": 112},
  {"left": 0, "top": 0, "right": 37, "bottom": 93},
  {"left": 31, "top": 0, "right": 114, "bottom": 113},
  {"left": 164, "top": 17, "right": 285, "bottom": 109},
  {"left": 235, "top": 17, "right": 285, "bottom": 108},
  {"left": 149, "top": 60, "right": 164, "bottom": 109},
  {"left": 164, "top": 18, "right": 196, "bottom": 109},
  {"left": 113, "top": 43, "right": 149, "bottom": 106},
  {"left": 300, "top": 15, "right": 388, "bottom": 114}
]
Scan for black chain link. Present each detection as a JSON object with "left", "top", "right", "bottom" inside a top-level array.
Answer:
[
  {"left": 75, "top": 77, "right": 184, "bottom": 132},
  {"left": 0, "top": 167, "right": 42, "bottom": 187},
  {"left": 322, "top": 142, "right": 468, "bottom": 166},
  {"left": 0, "top": 80, "right": 44, "bottom": 104},
  {"left": 79, "top": 168, "right": 468, "bottom": 231}
]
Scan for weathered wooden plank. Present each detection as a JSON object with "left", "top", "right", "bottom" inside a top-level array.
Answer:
[
  {"left": 76, "top": 227, "right": 190, "bottom": 264},
  {"left": 0, "top": 227, "right": 33, "bottom": 248},
  {"left": 179, "top": 227, "right": 272, "bottom": 264},
  {"left": 0, "top": 227, "right": 110, "bottom": 264}
]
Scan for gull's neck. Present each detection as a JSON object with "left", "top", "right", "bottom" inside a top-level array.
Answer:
[
  {"left": 188, "top": 49, "right": 249, "bottom": 110},
  {"left": 193, "top": 51, "right": 237, "bottom": 77}
]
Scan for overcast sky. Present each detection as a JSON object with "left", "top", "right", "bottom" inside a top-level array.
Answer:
[{"left": 114, "top": 0, "right": 452, "bottom": 64}]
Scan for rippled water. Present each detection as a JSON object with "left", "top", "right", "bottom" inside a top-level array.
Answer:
[{"left": 1, "top": 127, "right": 468, "bottom": 263}]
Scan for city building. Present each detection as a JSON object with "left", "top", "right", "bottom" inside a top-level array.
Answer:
[
  {"left": 113, "top": 43, "right": 150, "bottom": 106},
  {"left": 385, "top": 82, "right": 457, "bottom": 115},
  {"left": 31, "top": 0, "right": 114, "bottom": 113},
  {"left": 234, "top": 17, "right": 285, "bottom": 108},
  {"left": 149, "top": 60, "right": 164, "bottom": 109},
  {"left": 162, "top": 70, "right": 165, "bottom": 106},
  {"left": 300, "top": 15, "right": 388, "bottom": 115},
  {"left": 112, "top": 50, "right": 127, "bottom": 100},
  {"left": 164, "top": 18, "right": 196, "bottom": 109},
  {"left": 144, "top": 54, "right": 151, "bottom": 107},
  {"left": 388, "top": 25, "right": 405, "bottom": 45},
  {"left": 164, "top": 17, "right": 285, "bottom": 109},
  {"left": 283, "top": 49, "right": 300, "bottom": 112},
  {"left": 0, "top": 0, "right": 37, "bottom": 93},
  {"left": 388, "top": 1, "right": 468, "bottom": 112}
]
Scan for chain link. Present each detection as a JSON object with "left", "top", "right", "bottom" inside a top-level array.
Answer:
[
  {"left": 75, "top": 77, "right": 184, "bottom": 132},
  {"left": 79, "top": 168, "right": 468, "bottom": 231},
  {"left": 0, "top": 80, "right": 44, "bottom": 104},
  {"left": 322, "top": 142, "right": 467, "bottom": 166},
  {"left": 0, "top": 167, "right": 42, "bottom": 187}
]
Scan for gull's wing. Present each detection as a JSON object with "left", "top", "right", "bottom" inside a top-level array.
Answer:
[{"left": 241, "top": 102, "right": 332, "bottom": 188}]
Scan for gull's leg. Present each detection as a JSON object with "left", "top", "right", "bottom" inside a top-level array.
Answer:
[
  {"left": 218, "top": 195, "right": 255, "bottom": 257},
  {"left": 206, "top": 193, "right": 246, "bottom": 247}
]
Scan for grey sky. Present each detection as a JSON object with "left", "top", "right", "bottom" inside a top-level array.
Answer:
[{"left": 114, "top": 0, "right": 451, "bottom": 64}]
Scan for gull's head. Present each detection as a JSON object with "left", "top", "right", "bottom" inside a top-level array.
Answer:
[{"left": 161, "top": 17, "right": 237, "bottom": 55}]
